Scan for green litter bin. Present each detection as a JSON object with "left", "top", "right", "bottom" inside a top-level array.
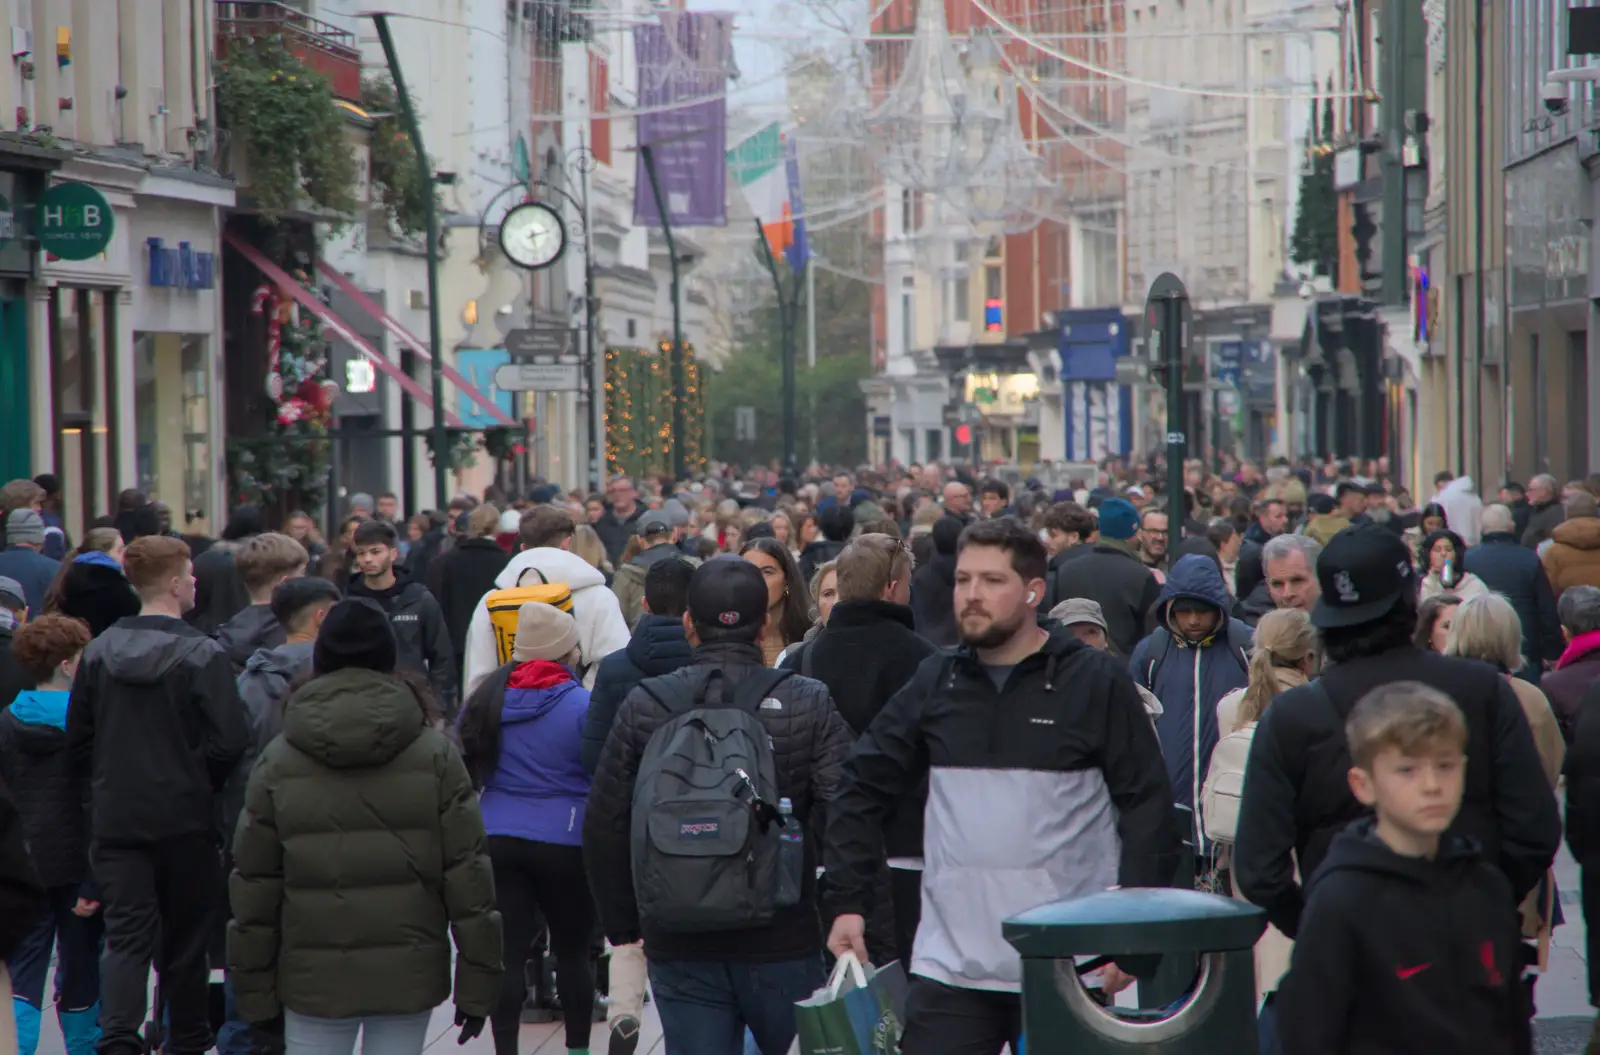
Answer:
[{"left": 1003, "top": 888, "right": 1265, "bottom": 1054}]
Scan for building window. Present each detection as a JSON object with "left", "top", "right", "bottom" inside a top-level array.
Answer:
[
  {"left": 134, "top": 333, "right": 211, "bottom": 526},
  {"left": 626, "top": 318, "right": 636, "bottom": 339},
  {"left": 900, "top": 290, "right": 914, "bottom": 354},
  {"left": 49, "top": 287, "right": 117, "bottom": 540},
  {"left": 900, "top": 188, "right": 919, "bottom": 236},
  {"left": 953, "top": 275, "right": 969, "bottom": 322},
  {"left": 984, "top": 264, "right": 1003, "bottom": 331}
]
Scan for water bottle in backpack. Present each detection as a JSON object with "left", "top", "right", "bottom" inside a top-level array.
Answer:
[{"left": 776, "top": 797, "right": 804, "bottom": 908}]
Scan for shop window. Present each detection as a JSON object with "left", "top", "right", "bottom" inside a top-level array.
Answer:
[
  {"left": 134, "top": 334, "right": 211, "bottom": 529},
  {"left": 50, "top": 287, "right": 116, "bottom": 540}
]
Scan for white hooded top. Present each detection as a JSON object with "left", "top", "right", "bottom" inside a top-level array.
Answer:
[
  {"left": 461, "top": 546, "right": 631, "bottom": 697},
  {"left": 1435, "top": 476, "right": 1484, "bottom": 547}
]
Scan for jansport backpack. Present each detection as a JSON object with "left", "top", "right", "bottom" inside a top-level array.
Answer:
[
  {"left": 485, "top": 567, "right": 574, "bottom": 664},
  {"left": 631, "top": 666, "right": 796, "bottom": 933}
]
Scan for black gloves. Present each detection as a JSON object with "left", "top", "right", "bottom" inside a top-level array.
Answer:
[
  {"left": 454, "top": 1008, "right": 486, "bottom": 1045},
  {"left": 249, "top": 1013, "right": 285, "bottom": 1055}
]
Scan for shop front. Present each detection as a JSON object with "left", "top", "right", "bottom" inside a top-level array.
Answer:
[
  {"left": 0, "top": 138, "right": 66, "bottom": 481},
  {"left": 128, "top": 171, "right": 234, "bottom": 533},
  {"left": 36, "top": 158, "right": 143, "bottom": 539}
]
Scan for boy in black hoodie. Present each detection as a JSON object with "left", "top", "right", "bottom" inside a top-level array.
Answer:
[
  {"left": 1276, "top": 681, "right": 1530, "bottom": 1055},
  {"left": 213, "top": 532, "right": 308, "bottom": 673},
  {"left": 346, "top": 518, "right": 456, "bottom": 713}
]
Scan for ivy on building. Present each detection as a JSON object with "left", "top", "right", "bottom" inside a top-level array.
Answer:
[
  {"left": 216, "top": 38, "right": 358, "bottom": 222},
  {"left": 605, "top": 344, "right": 706, "bottom": 478},
  {"left": 362, "top": 75, "right": 439, "bottom": 239},
  {"left": 1291, "top": 85, "right": 1338, "bottom": 280}
]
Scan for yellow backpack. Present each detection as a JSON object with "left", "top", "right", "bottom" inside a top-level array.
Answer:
[{"left": 485, "top": 567, "right": 575, "bottom": 664}]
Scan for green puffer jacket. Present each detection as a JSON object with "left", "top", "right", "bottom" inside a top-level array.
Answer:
[{"left": 227, "top": 667, "right": 502, "bottom": 1023}]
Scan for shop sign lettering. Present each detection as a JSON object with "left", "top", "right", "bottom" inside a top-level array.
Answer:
[{"left": 146, "top": 238, "right": 216, "bottom": 291}]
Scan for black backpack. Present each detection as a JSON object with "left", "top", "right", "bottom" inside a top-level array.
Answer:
[{"left": 630, "top": 666, "right": 797, "bottom": 933}]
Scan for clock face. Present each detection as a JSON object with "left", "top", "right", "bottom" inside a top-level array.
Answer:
[{"left": 499, "top": 203, "right": 566, "bottom": 270}]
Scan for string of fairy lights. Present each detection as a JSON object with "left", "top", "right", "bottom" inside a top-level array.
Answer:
[{"left": 604, "top": 343, "right": 706, "bottom": 478}]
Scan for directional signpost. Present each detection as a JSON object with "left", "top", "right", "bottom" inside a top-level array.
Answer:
[
  {"left": 503, "top": 328, "right": 575, "bottom": 358},
  {"left": 1144, "top": 272, "right": 1192, "bottom": 558},
  {"left": 494, "top": 361, "right": 582, "bottom": 393}
]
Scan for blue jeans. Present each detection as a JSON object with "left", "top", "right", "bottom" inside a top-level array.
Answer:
[
  {"left": 216, "top": 975, "right": 254, "bottom": 1055},
  {"left": 648, "top": 957, "right": 823, "bottom": 1055},
  {"left": 283, "top": 1009, "right": 432, "bottom": 1055}
]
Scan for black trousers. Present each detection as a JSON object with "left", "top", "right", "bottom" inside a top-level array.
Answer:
[
  {"left": 889, "top": 868, "right": 921, "bottom": 967},
  {"left": 899, "top": 977, "right": 1021, "bottom": 1055},
  {"left": 93, "top": 834, "right": 219, "bottom": 1055},
  {"left": 487, "top": 836, "right": 596, "bottom": 1053}
]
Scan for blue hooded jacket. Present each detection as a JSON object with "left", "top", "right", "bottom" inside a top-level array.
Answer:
[
  {"left": 476, "top": 662, "right": 592, "bottom": 846},
  {"left": 1129, "top": 554, "right": 1253, "bottom": 831}
]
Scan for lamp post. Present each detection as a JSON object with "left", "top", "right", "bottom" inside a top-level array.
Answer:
[
  {"left": 639, "top": 145, "right": 686, "bottom": 481},
  {"left": 371, "top": 13, "right": 448, "bottom": 507}
]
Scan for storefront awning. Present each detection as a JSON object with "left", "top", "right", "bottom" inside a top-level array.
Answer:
[
  {"left": 225, "top": 231, "right": 462, "bottom": 425},
  {"left": 316, "top": 262, "right": 517, "bottom": 427}
]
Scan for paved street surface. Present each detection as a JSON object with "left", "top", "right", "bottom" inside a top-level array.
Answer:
[{"left": 30, "top": 841, "right": 1597, "bottom": 1053}]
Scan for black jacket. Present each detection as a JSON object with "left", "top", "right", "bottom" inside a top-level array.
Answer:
[
  {"left": 781, "top": 600, "right": 937, "bottom": 859},
  {"left": 594, "top": 505, "right": 646, "bottom": 566},
  {"left": 1231, "top": 578, "right": 1275, "bottom": 627},
  {"left": 797, "top": 539, "right": 848, "bottom": 585},
  {"left": 583, "top": 639, "right": 853, "bottom": 962},
  {"left": 1234, "top": 523, "right": 1274, "bottom": 604},
  {"left": 1234, "top": 646, "right": 1561, "bottom": 940},
  {"left": 0, "top": 773, "right": 43, "bottom": 958},
  {"left": 1043, "top": 542, "right": 1161, "bottom": 657},
  {"left": 0, "top": 624, "right": 29, "bottom": 711},
  {"left": 187, "top": 541, "right": 252, "bottom": 636},
  {"left": 405, "top": 525, "right": 452, "bottom": 584},
  {"left": 0, "top": 691, "right": 86, "bottom": 888},
  {"left": 823, "top": 627, "right": 1182, "bottom": 989},
  {"left": 66, "top": 615, "right": 251, "bottom": 845},
  {"left": 56, "top": 559, "right": 141, "bottom": 639},
  {"left": 1276, "top": 821, "right": 1530, "bottom": 1055},
  {"left": 1465, "top": 532, "right": 1563, "bottom": 669},
  {"left": 909, "top": 552, "right": 957, "bottom": 648},
  {"left": 425, "top": 537, "right": 511, "bottom": 669},
  {"left": 581, "top": 614, "right": 694, "bottom": 774},
  {"left": 1563, "top": 682, "right": 1600, "bottom": 865},
  {"left": 348, "top": 569, "right": 458, "bottom": 713},
  {"left": 214, "top": 603, "right": 285, "bottom": 675},
  {"left": 1522, "top": 499, "right": 1565, "bottom": 550}
]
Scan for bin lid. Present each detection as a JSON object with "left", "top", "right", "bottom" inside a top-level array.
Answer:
[{"left": 1002, "top": 888, "right": 1266, "bottom": 956}]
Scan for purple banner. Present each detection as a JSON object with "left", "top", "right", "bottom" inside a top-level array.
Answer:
[{"left": 633, "top": 10, "right": 733, "bottom": 228}]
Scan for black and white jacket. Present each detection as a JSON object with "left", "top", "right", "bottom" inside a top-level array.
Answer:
[{"left": 823, "top": 626, "right": 1182, "bottom": 993}]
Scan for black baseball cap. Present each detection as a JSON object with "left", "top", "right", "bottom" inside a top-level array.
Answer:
[
  {"left": 687, "top": 558, "right": 769, "bottom": 632},
  {"left": 1310, "top": 524, "right": 1417, "bottom": 630}
]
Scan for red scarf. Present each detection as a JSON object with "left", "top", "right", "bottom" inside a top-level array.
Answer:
[
  {"left": 1557, "top": 628, "right": 1600, "bottom": 670},
  {"left": 508, "top": 659, "right": 574, "bottom": 690}
]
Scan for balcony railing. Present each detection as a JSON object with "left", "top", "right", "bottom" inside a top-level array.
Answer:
[{"left": 216, "top": 1, "right": 362, "bottom": 102}]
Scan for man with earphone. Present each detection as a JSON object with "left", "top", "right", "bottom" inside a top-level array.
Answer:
[{"left": 824, "top": 517, "right": 1183, "bottom": 1055}]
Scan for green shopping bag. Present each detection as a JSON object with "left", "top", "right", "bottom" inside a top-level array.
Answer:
[{"left": 794, "top": 953, "right": 907, "bottom": 1055}]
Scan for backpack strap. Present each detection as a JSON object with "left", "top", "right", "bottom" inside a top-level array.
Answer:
[
  {"left": 1143, "top": 627, "right": 1173, "bottom": 689},
  {"left": 731, "top": 667, "right": 794, "bottom": 713}
]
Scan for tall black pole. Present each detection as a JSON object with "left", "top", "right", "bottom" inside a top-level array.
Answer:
[
  {"left": 579, "top": 152, "right": 601, "bottom": 492},
  {"left": 640, "top": 145, "right": 685, "bottom": 481},
  {"left": 372, "top": 14, "right": 447, "bottom": 507},
  {"left": 754, "top": 220, "right": 798, "bottom": 473},
  {"left": 1164, "top": 293, "right": 1186, "bottom": 557}
]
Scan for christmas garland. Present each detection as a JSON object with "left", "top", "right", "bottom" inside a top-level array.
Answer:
[{"left": 227, "top": 273, "right": 335, "bottom": 512}]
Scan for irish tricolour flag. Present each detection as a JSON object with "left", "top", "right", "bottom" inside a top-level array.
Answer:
[{"left": 728, "top": 122, "right": 805, "bottom": 264}]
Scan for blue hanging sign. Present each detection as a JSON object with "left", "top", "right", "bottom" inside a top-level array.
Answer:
[{"left": 146, "top": 238, "right": 216, "bottom": 290}]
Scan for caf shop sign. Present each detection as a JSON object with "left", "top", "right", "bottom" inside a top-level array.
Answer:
[{"left": 37, "top": 182, "right": 114, "bottom": 261}]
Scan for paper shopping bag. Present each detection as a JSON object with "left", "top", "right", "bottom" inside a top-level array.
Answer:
[{"left": 794, "top": 953, "right": 907, "bottom": 1055}]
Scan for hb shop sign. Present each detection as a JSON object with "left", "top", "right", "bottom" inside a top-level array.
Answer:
[
  {"left": 146, "top": 238, "right": 216, "bottom": 291},
  {"left": 37, "top": 182, "right": 114, "bottom": 261}
]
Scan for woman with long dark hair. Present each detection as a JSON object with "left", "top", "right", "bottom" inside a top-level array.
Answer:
[
  {"left": 1417, "top": 529, "right": 1488, "bottom": 602},
  {"left": 457, "top": 601, "right": 597, "bottom": 1055},
  {"left": 739, "top": 536, "right": 814, "bottom": 665}
]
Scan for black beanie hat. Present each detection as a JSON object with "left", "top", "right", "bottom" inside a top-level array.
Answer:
[{"left": 314, "top": 598, "right": 398, "bottom": 675}]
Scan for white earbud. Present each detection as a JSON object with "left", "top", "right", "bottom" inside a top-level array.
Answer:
[{"left": 1027, "top": 591, "right": 1036, "bottom": 603}]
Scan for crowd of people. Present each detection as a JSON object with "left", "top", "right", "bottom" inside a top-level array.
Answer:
[{"left": 0, "top": 453, "right": 1597, "bottom": 1055}]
